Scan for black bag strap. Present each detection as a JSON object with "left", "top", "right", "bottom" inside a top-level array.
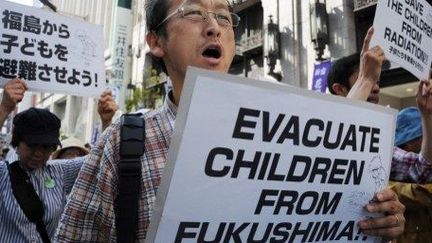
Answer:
[
  {"left": 6, "top": 161, "right": 51, "bottom": 243},
  {"left": 115, "top": 113, "right": 145, "bottom": 243}
]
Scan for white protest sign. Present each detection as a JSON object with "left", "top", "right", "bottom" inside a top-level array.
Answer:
[
  {"left": 146, "top": 68, "right": 396, "bottom": 243},
  {"left": 0, "top": 1, "right": 106, "bottom": 97},
  {"left": 371, "top": 0, "right": 432, "bottom": 80}
]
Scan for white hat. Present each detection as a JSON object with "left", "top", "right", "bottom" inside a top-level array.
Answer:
[{"left": 51, "top": 137, "right": 89, "bottom": 159}]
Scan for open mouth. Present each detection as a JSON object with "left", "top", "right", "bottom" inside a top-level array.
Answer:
[{"left": 202, "top": 46, "right": 221, "bottom": 59}]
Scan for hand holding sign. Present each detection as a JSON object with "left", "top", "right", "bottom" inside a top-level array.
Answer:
[
  {"left": 358, "top": 188, "right": 405, "bottom": 241},
  {"left": 97, "top": 90, "right": 117, "bottom": 131},
  {"left": 416, "top": 79, "right": 432, "bottom": 162},
  {"left": 1, "top": 78, "right": 27, "bottom": 113},
  {"left": 417, "top": 79, "right": 432, "bottom": 113},
  {"left": 0, "top": 78, "right": 28, "bottom": 128}
]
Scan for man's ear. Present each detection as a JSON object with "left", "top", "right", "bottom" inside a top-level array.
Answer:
[
  {"left": 146, "top": 31, "right": 165, "bottom": 58},
  {"left": 331, "top": 83, "right": 349, "bottom": 96}
]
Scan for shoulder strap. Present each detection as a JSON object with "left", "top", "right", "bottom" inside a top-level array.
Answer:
[
  {"left": 7, "top": 161, "right": 51, "bottom": 243},
  {"left": 115, "top": 113, "right": 145, "bottom": 243}
]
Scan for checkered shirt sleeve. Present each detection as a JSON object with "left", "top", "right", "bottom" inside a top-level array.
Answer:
[
  {"left": 55, "top": 98, "right": 176, "bottom": 242},
  {"left": 390, "top": 146, "right": 432, "bottom": 183}
]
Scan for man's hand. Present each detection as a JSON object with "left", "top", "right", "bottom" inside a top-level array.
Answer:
[
  {"left": 1, "top": 78, "right": 27, "bottom": 114},
  {"left": 97, "top": 90, "right": 117, "bottom": 131},
  {"left": 417, "top": 79, "right": 432, "bottom": 114},
  {"left": 0, "top": 78, "right": 27, "bottom": 128},
  {"left": 416, "top": 79, "right": 432, "bottom": 162},
  {"left": 348, "top": 27, "right": 386, "bottom": 101},
  {"left": 358, "top": 27, "right": 386, "bottom": 85},
  {"left": 358, "top": 189, "right": 405, "bottom": 241}
]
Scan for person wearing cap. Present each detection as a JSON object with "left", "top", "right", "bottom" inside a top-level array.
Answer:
[
  {"left": 0, "top": 106, "right": 84, "bottom": 243},
  {"left": 389, "top": 107, "right": 432, "bottom": 243},
  {"left": 0, "top": 78, "right": 117, "bottom": 242},
  {"left": 51, "top": 137, "right": 89, "bottom": 160}
]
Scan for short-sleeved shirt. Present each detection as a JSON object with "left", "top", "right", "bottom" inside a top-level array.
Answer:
[{"left": 0, "top": 157, "right": 85, "bottom": 242}]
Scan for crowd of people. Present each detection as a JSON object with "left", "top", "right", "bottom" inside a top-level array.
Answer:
[{"left": 0, "top": 0, "right": 431, "bottom": 242}]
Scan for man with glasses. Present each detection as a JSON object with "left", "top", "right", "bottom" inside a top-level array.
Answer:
[{"left": 55, "top": 0, "right": 405, "bottom": 242}]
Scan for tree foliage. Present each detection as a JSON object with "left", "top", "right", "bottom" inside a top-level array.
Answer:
[{"left": 125, "top": 69, "right": 164, "bottom": 112}]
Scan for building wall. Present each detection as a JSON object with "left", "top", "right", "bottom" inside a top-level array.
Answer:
[{"left": 263, "top": 0, "right": 357, "bottom": 89}]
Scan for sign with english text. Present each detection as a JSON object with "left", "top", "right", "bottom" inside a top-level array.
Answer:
[
  {"left": 371, "top": 0, "right": 432, "bottom": 80},
  {"left": 0, "top": 1, "right": 106, "bottom": 97},
  {"left": 146, "top": 68, "right": 397, "bottom": 243}
]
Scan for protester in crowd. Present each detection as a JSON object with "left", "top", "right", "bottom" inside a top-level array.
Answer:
[
  {"left": 0, "top": 78, "right": 117, "bottom": 242},
  {"left": 327, "top": 49, "right": 432, "bottom": 183},
  {"left": 51, "top": 137, "right": 89, "bottom": 160},
  {"left": 389, "top": 107, "right": 432, "bottom": 243},
  {"left": 50, "top": 90, "right": 117, "bottom": 160},
  {"left": 55, "top": 1, "right": 405, "bottom": 242}
]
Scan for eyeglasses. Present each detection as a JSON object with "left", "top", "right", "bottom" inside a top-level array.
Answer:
[{"left": 155, "top": 5, "right": 240, "bottom": 30}]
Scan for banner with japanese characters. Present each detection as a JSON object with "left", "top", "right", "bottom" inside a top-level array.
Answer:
[
  {"left": 107, "top": 0, "right": 132, "bottom": 110},
  {"left": 311, "top": 59, "right": 331, "bottom": 93},
  {"left": 0, "top": 1, "right": 106, "bottom": 97},
  {"left": 146, "top": 67, "right": 397, "bottom": 243},
  {"left": 371, "top": 0, "right": 432, "bottom": 80}
]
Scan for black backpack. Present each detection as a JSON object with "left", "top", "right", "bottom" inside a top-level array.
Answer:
[{"left": 115, "top": 113, "right": 145, "bottom": 243}]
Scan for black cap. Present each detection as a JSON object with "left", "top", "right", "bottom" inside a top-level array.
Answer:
[{"left": 13, "top": 108, "right": 61, "bottom": 146}]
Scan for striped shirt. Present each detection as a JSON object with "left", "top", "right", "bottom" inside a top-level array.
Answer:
[
  {"left": 54, "top": 94, "right": 430, "bottom": 242},
  {"left": 0, "top": 157, "right": 85, "bottom": 242},
  {"left": 55, "top": 95, "right": 176, "bottom": 242}
]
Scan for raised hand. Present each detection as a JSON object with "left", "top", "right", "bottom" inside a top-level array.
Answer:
[
  {"left": 97, "top": 90, "right": 117, "bottom": 131},
  {"left": 1, "top": 78, "right": 27, "bottom": 114}
]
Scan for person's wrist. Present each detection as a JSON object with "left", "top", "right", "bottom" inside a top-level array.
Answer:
[{"left": 0, "top": 104, "right": 12, "bottom": 119}]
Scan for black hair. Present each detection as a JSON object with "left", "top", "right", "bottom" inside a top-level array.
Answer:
[
  {"left": 11, "top": 128, "right": 20, "bottom": 148},
  {"left": 145, "top": 0, "right": 171, "bottom": 74},
  {"left": 327, "top": 53, "right": 360, "bottom": 94}
]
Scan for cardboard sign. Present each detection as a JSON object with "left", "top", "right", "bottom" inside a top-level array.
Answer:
[
  {"left": 371, "top": 0, "right": 432, "bottom": 80},
  {"left": 0, "top": 1, "right": 106, "bottom": 97},
  {"left": 146, "top": 67, "right": 397, "bottom": 243}
]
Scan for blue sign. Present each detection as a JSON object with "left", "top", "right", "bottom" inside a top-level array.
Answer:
[{"left": 311, "top": 60, "right": 331, "bottom": 93}]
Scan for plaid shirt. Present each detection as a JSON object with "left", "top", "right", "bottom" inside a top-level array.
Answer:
[
  {"left": 55, "top": 96, "right": 176, "bottom": 242},
  {"left": 54, "top": 94, "right": 431, "bottom": 242},
  {"left": 390, "top": 146, "right": 432, "bottom": 183}
]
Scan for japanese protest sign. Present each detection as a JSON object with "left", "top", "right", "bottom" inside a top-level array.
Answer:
[
  {"left": 146, "top": 68, "right": 396, "bottom": 243},
  {"left": 371, "top": 0, "right": 432, "bottom": 80},
  {"left": 0, "top": 1, "right": 106, "bottom": 97},
  {"left": 311, "top": 59, "right": 331, "bottom": 93}
]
